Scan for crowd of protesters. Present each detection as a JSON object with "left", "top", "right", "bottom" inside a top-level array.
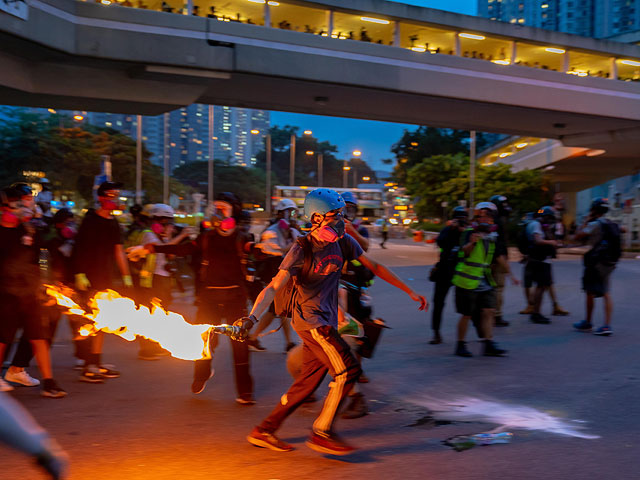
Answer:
[{"left": 0, "top": 178, "right": 623, "bottom": 470}]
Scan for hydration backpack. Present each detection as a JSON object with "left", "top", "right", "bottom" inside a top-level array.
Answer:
[
  {"left": 516, "top": 223, "right": 531, "bottom": 255},
  {"left": 585, "top": 219, "right": 622, "bottom": 267}
]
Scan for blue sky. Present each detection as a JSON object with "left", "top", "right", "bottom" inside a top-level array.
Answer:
[{"left": 270, "top": 1, "right": 477, "bottom": 173}]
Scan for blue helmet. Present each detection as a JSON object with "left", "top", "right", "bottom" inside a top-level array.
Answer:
[
  {"left": 341, "top": 191, "right": 358, "bottom": 206},
  {"left": 304, "top": 188, "right": 346, "bottom": 220},
  {"left": 536, "top": 206, "right": 555, "bottom": 218}
]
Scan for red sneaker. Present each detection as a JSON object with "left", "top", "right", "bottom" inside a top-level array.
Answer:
[
  {"left": 305, "top": 431, "right": 357, "bottom": 456},
  {"left": 247, "top": 427, "right": 294, "bottom": 452}
]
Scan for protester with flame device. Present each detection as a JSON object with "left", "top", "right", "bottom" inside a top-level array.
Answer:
[
  {"left": 0, "top": 185, "right": 66, "bottom": 398},
  {"left": 243, "top": 188, "right": 427, "bottom": 455},
  {"left": 128, "top": 192, "right": 256, "bottom": 403},
  {"left": 453, "top": 202, "right": 518, "bottom": 358},
  {"left": 72, "top": 181, "right": 130, "bottom": 383}
]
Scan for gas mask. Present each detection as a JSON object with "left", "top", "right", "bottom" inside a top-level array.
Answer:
[
  {"left": 211, "top": 202, "right": 236, "bottom": 233},
  {"left": 315, "top": 213, "right": 345, "bottom": 243},
  {"left": 99, "top": 190, "right": 122, "bottom": 212},
  {"left": 278, "top": 219, "right": 290, "bottom": 231},
  {"left": 472, "top": 222, "right": 498, "bottom": 234},
  {"left": 344, "top": 204, "right": 358, "bottom": 222},
  {"left": 151, "top": 222, "right": 165, "bottom": 235},
  {"left": 60, "top": 225, "right": 77, "bottom": 239}
]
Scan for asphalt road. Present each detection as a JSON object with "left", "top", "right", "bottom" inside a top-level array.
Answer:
[{"left": 2, "top": 238, "right": 639, "bottom": 480}]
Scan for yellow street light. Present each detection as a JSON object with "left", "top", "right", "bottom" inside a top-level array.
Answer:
[
  {"left": 250, "top": 129, "right": 260, "bottom": 134},
  {"left": 305, "top": 150, "right": 314, "bottom": 155},
  {"left": 352, "top": 150, "right": 362, "bottom": 157},
  {"left": 362, "top": 176, "right": 370, "bottom": 181},
  {"left": 303, "top": 130, "right": 312, "bottom": 135},
  {"left": 73, "top": 115, "right": 84, "bottom": 121},
  {"left": 343, "top": 166, "right": 351, "bottom": 171}
]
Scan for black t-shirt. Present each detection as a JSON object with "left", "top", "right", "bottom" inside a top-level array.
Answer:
[
  {"left": 73, "top": 210, "right": 123, "bottom": 289},
  {"left": 154, "top": 229, "right": 248, "bottom": 289},
  {"left": 437, "top": 226, "right": 463, "bottom": 266},
  {"left": 0, "top": 224, "right": 41, "bottom": 295}
]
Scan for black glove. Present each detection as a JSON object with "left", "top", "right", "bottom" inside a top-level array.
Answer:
[{"left": 230, "top": 315, "right": 257, "bottom": 342}]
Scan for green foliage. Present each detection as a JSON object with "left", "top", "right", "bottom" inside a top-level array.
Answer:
[
  {"left": 406, "top": 153, "right": 552, "bottom": 220},
  {"left": 391, "top": 126, "right": 492, "bottom": 184},
  {"left": 0, "top": 108, "right": 190, "bottom": 205},
  {"left": 172, "top": 160, "right": 276, "bottom": 205}
]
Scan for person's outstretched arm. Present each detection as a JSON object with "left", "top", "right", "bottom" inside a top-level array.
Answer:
[{"left": 357, "top": 253, "right": 428, "bottom": 311}]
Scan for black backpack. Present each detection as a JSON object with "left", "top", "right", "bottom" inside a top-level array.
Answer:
[
  {"left": 274, "top": 235, "right": 349, "bottom": 318},
  {"left": 516, "top": 222, "right": 531, "bottom": 255},
  {"left": 585, "top": 219, "right": 622, "bottom": 267}
]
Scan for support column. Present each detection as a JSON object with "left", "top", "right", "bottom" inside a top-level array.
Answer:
[
  {"left": 562, "top": 51, "right": 570, "bottom": 73},
  {"left": 289, "top": 133, "right": 296, "bottom": 186},
  {"left": 454, "top": 33, "right": 461, "bottom": 56},
  {"left": 509, "top": 41, "right": 517, "bottom": 64},
  {"left": 393, "top": 21, "right": 400, "bottom": 47},
  {"left": 318, "top": 154, "right": 323, "bottom": 187},
  {"left": 326, "top": 10, "right": 333, "bottom": 37},
  {"left": 184, "top": 0, "right": 193, "bottom": 15},
  {"left": 264, "top": 3, "right": 271, "bottom": 27},
  {"left": 469, "top": 130, "right": 476, "bottom": 210},
  {"left": 610, "top": 57, "right": 618, "bottom": 80}
]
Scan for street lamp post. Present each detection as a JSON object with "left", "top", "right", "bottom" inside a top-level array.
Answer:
[
  {"left": 266, "top": 133, "right": 272, "bottom": 217},
  {"left": 469, "top": 130, "right": 476, "bottom": 211},
  {"left": 317, "top": 153, "right": 323, "bottom": 187},
  {"left": 289, "top": 133, "right": 296, "bottom": 186},
  {"left": 208, "top": 105, "right": 215, "bottom": 212},
  {"left": 136, "top": 114, "right": 142, "bottom": 205},
  {"left": 343, "top": 162, "right": 351, "bottom": 188}
]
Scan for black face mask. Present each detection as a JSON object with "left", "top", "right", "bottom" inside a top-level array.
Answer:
[{"left": 326, "top": 217, "right": 345, "bottom": 238}]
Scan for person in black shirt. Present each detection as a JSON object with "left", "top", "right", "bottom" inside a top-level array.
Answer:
[
  {"left": 72, "top": 181, "right": 131, "bottom": 383},
  {"left": 129, "top": 192, "right": 256, "bottom": 404},
  {"left": 429, "top": 206, "right": 467, "bottom": 345},
  {"left": 0, "top": 186, "right": 66, "bottom": 398},
  {"left": 489, "top": 195, "right": 512, "bottom": 327}
]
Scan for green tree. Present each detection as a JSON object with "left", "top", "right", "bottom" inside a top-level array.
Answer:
[
  {"left": 0, "top": 108, "right": 190, "bottom": 205},
  {"left": 172, "top": 160, "right": 275, "bottom": 206}
]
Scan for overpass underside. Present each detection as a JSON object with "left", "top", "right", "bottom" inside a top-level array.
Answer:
[{"left": 1, "top": 0, "right": 640, "bottom": 171}]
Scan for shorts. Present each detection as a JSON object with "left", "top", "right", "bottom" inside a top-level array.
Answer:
[
  {"left": 0, "top": 292, "right": 48, "bottom": 343},
  {"left": 455, "top": 287, "right": 496, "bottom": 317},
  {"left": 525, "top": 260, "right": 553, "bottom": 288},
  {"left": 583, "top": 263, "right": 615, "bottom": 298}
]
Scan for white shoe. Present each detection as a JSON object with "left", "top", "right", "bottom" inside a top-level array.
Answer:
[
  {"left": 0, "top": 377, "right": 15, "bottom": 392},
  {"left": 5, "top": 370, "right": 41, "bottom": 387}
]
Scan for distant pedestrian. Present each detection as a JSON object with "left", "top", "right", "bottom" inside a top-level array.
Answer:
[
  {"left": 380, "top": 218, "right": 389, "bottom": 248},
  {"left": 573, "top": 198, "right": 621, "bottom": 336}
]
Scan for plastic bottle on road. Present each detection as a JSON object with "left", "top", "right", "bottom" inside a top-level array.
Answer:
[{"left": 445, "top": 432, "right": 513, "bottom": 451}]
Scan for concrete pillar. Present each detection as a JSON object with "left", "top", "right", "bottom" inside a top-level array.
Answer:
[
  {"left": 184, "top": 0, "right": 193, "bottom": 15},
  {"left": 454, "top": 33, "right": 461, "bottom": 56},
  {"left": 136, "top": 115, "right": 142, "bottom": 205},
  {"left": 610, "top": 57, "right": 618, "bottom": 80},
  {"left": 326, "top": 10, "right": 333, "bottom": 36},
  {"left": 208, "top": 105, "right": 214, "bottom": 207},
  {"left": 264, "top": 3, "right": 271, "bottom": 27},
  {"left": 510, "top": 41, "right": 517, "bottom": 64},
  {"left": 163, "top": 112, "right": 169, "bottom": 204},
  {"left": 393, "top": 21, "right": 400, "bottom": 47},
  {"left": 562, "top": 51, "right": 570, "bottom": 73}
]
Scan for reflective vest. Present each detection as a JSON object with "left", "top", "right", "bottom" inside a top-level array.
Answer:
[{"left": 452, "top": 231, "right": 496, "bottom": 290}]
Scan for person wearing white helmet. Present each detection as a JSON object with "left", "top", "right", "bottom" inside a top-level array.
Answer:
[{"left": 247, "top": 200, "right": 301, "bottom": 353}]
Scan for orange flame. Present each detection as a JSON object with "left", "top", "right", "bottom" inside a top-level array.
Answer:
[{"left": 45, "top": 286, "right": 212, "bottom": 361}]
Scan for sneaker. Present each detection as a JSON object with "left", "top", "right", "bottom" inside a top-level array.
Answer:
[
  {"left": 573, "top": 320, "right": 593, "bottom": 332},
  {"left": 247, "top": 427, "right": 294, "bottom": 452},
  {"left": 4, "top": 369, "right": 40, "bottom": 387},
  {"left": 455, "top": 341, "right": 473, "bottom": 357},
  {"left": 99, "top": 366, "right": 120, "bottom": 378},
  {"left": 483, "top": 340, "right": 507, "bottom": 357},
  {"left": 341, "top": 393, "right": 368, "bottom": 419},
  {"left": 236, "top": 395, "right": 256, "bottom": 405},
  {"left": 0, "top": 378, "right": 14, "bottom": 392},
  {"left": 79, "top": 366, "right": 105, "bottom": 383},
  {"left": 248, "top": 339, "right": 266, "bottom": 352},
  {"left": 530, "top": 313, "right": 551, "bottom": 324},
  {"left": 191, "top": 367, "right": 215, "bottom": 395},
  {"left": 494, "top": 316, "right": 510, "bottom": 327},
  {"left": 285, "top": 342, "right": 297, "bottom": 353},
  {"left": 306, "top": 431, "right": 356, "bottom": 456},
  {"left": 552, "top": 305, "right": 570, "bottom": 316},
  {"left": 593, "top": 325, "right": 613, "bottom": 336},
  {"left": 41, "top": 379, "right": 67, "bottom": 399},
  {"left": 428, "top": 332, "right": 443, "bottom": 345},
  {"left": 519, "top": 305, "right": 534, "bottom": 315}
]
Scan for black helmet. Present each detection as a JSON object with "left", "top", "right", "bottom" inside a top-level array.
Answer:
[
  {"left": 590, "top": 197, "right": 609, "bottom": 215},
  {"left": 10, "top": 182, "right": 32, "bottom": 197},
  {"left": 129, "top": 204, "right": 143, "bottom": 217},
  {"left": 452, "top": 206, "right": 468, "bottom": 219},
  {"left": 536, "top": 206, "right": 555, "bottom": 219},
  {"left": 52, "top": 208, "right": 74, "bottom": 224},
  {"left": 1, "top": 186, "right": 21, "bottom": 206},
  {"left": 489, "top": 194, "right": 512, "bottom": 215},
  {"left": 215, "top": 192, "right": 242, "bottom": 219}
]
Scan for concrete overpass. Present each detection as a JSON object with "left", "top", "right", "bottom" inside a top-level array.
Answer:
[{"left": 1, "top": 0, "right": 640, "bottom": 162}]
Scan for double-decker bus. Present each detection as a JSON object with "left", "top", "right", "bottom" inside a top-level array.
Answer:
[{"left": 272, "top": 186, "right": 384, "bottom": 219}]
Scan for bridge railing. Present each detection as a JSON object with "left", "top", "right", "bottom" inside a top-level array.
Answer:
[{"left": 89, "top": 0, "right": 640, "bottom": 82}]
